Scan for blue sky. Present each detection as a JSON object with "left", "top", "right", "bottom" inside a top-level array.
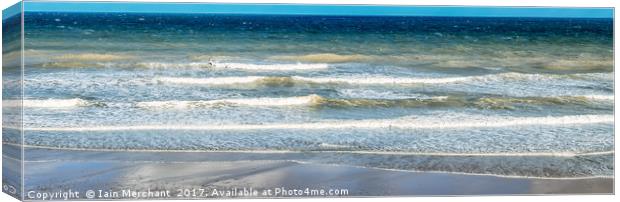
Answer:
[{"left": 3, "top": 1, "right": 614, "bottom": 20}]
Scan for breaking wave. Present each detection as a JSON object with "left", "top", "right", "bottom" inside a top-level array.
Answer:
[
  {"left": 3, "top": 98, "right": 91, "bottom": 108},
  {"left": 138, "top": 62, "right": 328, "bottom": 71},
  {"left": 136, "top": 95, "right": 323, "bottom": 108},
  {"left": 155, "top": 72, "right": 611, "bottom": 87},
  {"left": 9, "top": 94, "right": 610, "bottom": 110},
  {"left": 135, "top": 95, "right": 454, "bottom": 109},
  {"left": 268, "top": 52, "right": 613, "bottom": 72},
  {"left": 132, "top": 94, "right": 613, "bottom": 110},
  {"left": 270, "top": 53, "right": 374, "bottom": 63},
  {"left": 53, "top": 53, "right": 133, "bottom": 62},
  {"left": 155, "top": 75, "right": 472, "bottom": 86},
  {"left": 22, "top": 114, "right": 612, "bottom": 131},
  {"left": 215, "top": 62, "right": 329, "bottom": 71}
]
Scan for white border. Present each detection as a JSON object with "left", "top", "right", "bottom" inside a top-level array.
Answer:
[{"left": 1, "top": 1, "right": 617, "bottom": 202}]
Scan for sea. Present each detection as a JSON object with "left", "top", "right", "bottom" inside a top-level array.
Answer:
[{"left": 3, "top": 12, "right": 614, "bottom": 178}]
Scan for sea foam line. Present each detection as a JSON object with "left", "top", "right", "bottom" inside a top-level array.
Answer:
[
  {"left": 20, "top": 114, "right": 613, "bottom": 132},
  {"left": 297, "top": 161, "right": 615, "bottom": 180},
  {"left": 155, "top": 76, "right": 265, "bottom": 85},
  {"left": 155, "top": 75, "right": 472, "bottom": 85},
  {"left": 582, "top": 95, "right": 614, "bottom": 101},
  {"left": 4, "top": 143, "right": 613, "bottom": 158},
  {"left": 136, "top": 95, "right": 321, "bottom": 108},
  {"left": 139, "top": 62, "right": 328, "bottom": 71},
  {"left": 216, "top": 62, "right": 329, "bottom": 71},
  {"left": 3, "top": 94, "right": 611, "bottom": 109},
  {"left": 154, "top": 72, "right": 595, "bottom": 86},
  {"left": 136, "top": 95, "right": 449, "bottom": 108},
  {"left": 290, "top": 76, "right": 471, "bottom": 84},
  {"left": 3, "top": 98, "right": 89, "bottom": 108}
]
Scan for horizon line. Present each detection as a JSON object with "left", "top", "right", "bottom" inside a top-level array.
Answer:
[{"left": 2, "top": 2, "right": 613, "bottom": 20}]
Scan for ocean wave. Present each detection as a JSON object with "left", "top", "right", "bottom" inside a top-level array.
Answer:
[
  {"left": 139, "top": 62, "right": 328, "bottom": 71},
  {"left": 189, "top": 55, "right": 238, "bottom": 61},
  {"left": 155, "top": 76, "right": 267, "bottom": 85},
  {"left": 291, "top": 75, "right": 471, "bottom": 84},
  {"left": 155, "top": 75, "right": 473, "bottom": 86},
  {"left": 336, "top": 89, "right": 426, "bottom": 100},
  {"left": 402, "top": 53, "right": 612, "bottom": 71},
  {"left": 472, "top": 95, "right": 613, "bottom": 110},
  {"left": 313, "top": 95, "right": 613, "bottom": 109},
  {"left": 436, "top": 56, "right": 612, "bottom": 71},
  {"left": 6, "top": 94, "right": 610, "bottom": 110},
  {"left": 543, "top": 59, "right": 613, "bottom": 71},
  {"left": 270, "top": 53, "right": 373, "bottom": 63},
  {"left": 216, "top": 62, "right": 329, "bottom": 71},
  {"left": 9, "top": 143, "right": 613, "bottom": 158},
  {"left": 3, "top": 98, "right": 91, "bottom": 108},
  {"left": 135, "top": 95, "right": 452, "bottom": 109},
  {"left": 136, "top": 94, "right": 610, "bottom": 109},
  {"left": 37, "top": 53, "right": 613, "bottom": 73},
  {"left": 155, "top": 72, "right": 610, "bottom": 87},
  {"left": 136, "top": 62, "right": 213, "bottom": 69},
  {"left": 22, "top": 114, "right": 612, "bottom": 131},
  {"left": 53, "top": 53, "right": 133, "bottom": 62},
  {"left": 41, "top": 62, "right": 105, "bottom": 68},
  {"left": 136, "top": 95, "right": 322, "bottom": 108},
  {"left": 268, "top": 52, "right": 613, "bottom": 72},
  {"left": 581, "top": 95, "right": 614, "bottom": 101},
  {"left": 40, "top": 59, "right": 328, "bottom": 71},
  {"left": 570, "top": 72, "right": 614, "bottom": 81},
  {"left": 5, "top": 49, "right": 54, "bottom": 63},
  {"left": 316, "top": 96, "right": 453, "bottom": 108}
]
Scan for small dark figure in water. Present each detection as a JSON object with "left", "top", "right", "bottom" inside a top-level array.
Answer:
[
  {"left": 207, "top": 58, "right": 230, "bottom": 69},
  {"left": 207, "top": 58, "right": 216, "bottom": 68}
]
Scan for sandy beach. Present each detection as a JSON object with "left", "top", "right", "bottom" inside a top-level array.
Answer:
[{"left": 10, "top": 146, "right": 611, "bottom": 199}]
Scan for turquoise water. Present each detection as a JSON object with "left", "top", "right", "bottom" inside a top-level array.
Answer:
[{"left": 4, "top": 13, "right": 614, "bottom": 178}]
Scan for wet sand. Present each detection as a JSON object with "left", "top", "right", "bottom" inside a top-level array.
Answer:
[{"left": 6, "top": 146, "right": 614, "bottom": 199}]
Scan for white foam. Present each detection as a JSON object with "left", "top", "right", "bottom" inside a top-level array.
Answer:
[
  {"left": 292, "top": 72, "right": 569, "bottom": 85},
  {"left": 137, "top": 95, "right": 320, "bottom": 108},
  {"left": 3, "top": 98, "right": 89, "bottom": 108},
  {"left": 23, "top": 114, "right": 612, "bottom": 132},
  {"left": 139, "top": 62, "right": 328, "bottom": 71},
  {"left": 431, "top": 96, "right": 450, "bottom": 101},
  {"left": 299, "top": 161, "right": 614, "bottom": 180},
  {"left": 291, "top": 75, "right": 471, "bottom": 84},
  {"left": 155, "top": 75, "right": 473, "bottom": 86},
  {"left": 154, "top": 72, "right": 613, "bottom": 87},
  {"left": 8, "top": 143, "right": 613, "bottom": 158},
  {"left": 216, "top": 62, "right": 329, "bottom": 71},
  {"left": 155, "top": 76, "right": 265, "bottom": 85},
  {"left": 581, "top": 95, "right": 614, "bottom": 101},
  {"left": 138, "top": 62, "right": 213, "bottom": 69}
]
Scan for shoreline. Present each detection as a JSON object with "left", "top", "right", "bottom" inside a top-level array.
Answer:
[{"left": 9, "top": 147, "right": 612, "bottom": 198}]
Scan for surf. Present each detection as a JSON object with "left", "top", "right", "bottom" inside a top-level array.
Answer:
[
  {"left": 136, "top": 95, "right": 323, "bottom": 108},
  {"left": 7, "top": 142, "right": 613, "bottom": 158},
  {"left": 155, "top": 72, "right": 611, "bottom": 87},
  {"left": 139, "top": 62, "right": 328, "bottom": 71},
  {"left": 270, "top": 53, "right": 374, "bottom": 63},
  {"left": 3, "top": 98, "right": 91, "bottom": 108},
  {"left": 154, "top": 75, "right": 475, "bottom": 86},
  {"left": 8, "top": 95, "right": 610, "bottom": 110},
  {"left": 21, "top": 114, "right": 613, "bottom": 131},
  {"left": 53, "top": 53, "right": 133, "bottom": 62}
]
